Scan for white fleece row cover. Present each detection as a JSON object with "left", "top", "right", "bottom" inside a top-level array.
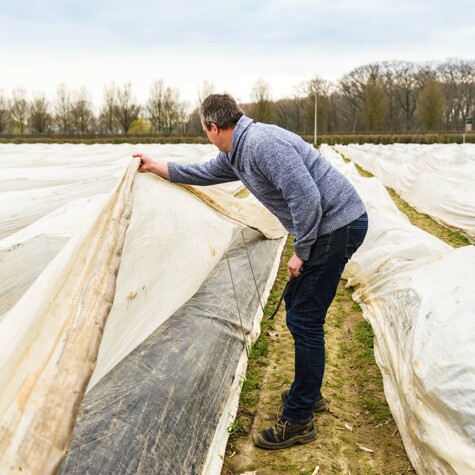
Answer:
[
  {"left": 334, "top": 143, "right": 475, "bottom": 243},
  {"left": 0, "top": 143, "right": 244, "bottom": 240},
  {"left": 0, "top": 144, "right": 247, "bottom": 319},
  {"left": 0, "top": 144, "right": 285, "bottom": 474},
  {"left": 321, "top": 144, "right": 475, "bottom": 475}
]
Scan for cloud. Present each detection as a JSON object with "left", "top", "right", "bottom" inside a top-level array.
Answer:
[
  {"left": 4, "top": 0, "right": 472, "bottom": 51},
  {"left": 1, "top": 0, "right": 474, "bottom": 104}
]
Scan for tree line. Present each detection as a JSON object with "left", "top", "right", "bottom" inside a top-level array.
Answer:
[{"left": 0, "top": 58, "right": 473, "bottom": 136}]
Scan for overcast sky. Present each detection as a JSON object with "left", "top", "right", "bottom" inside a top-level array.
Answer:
[{"left": 1, "top": 0, "right": 474, "bottom": 109}]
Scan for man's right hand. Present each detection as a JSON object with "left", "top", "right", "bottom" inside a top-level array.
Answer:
[
  {"left": 288, "top": 254, "right": 304, "bottom": 278},
  {"left": 132, "top": 152, "right": 170, "bottom": 179}
]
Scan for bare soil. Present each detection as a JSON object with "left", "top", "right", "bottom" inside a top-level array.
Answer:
[
  {"left": 221, "top": 150, "right": 467, "bottom": 475},
  {"left": 221, "top": 273, "right": 415, "bottom": 475}
]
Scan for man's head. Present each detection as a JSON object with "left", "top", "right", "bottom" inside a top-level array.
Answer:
[
  {"left": 200, "top": 94, "right": 244, "bottom": 131},
  {"left": 200, "top": 94, "right": 244, "bottom": 152}
]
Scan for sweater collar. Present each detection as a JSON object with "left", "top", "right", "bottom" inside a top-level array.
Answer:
[{"left": 228, "top": 115, "right": 253, "bottom": 161}]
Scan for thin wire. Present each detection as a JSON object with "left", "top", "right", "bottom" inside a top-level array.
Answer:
[
  {"left": 240, "top": 230, "right": 265, "bottom": 315},
  {"left": 181, "top": 185, "right": 261, "bottom": 233},
  {"left": 225, "top": 250, "right": 250, "bottom": 358}
]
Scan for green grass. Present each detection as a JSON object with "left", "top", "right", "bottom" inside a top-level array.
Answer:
[
  {"left": 227, "top": 235, "right": 294, "bottom": 438},
  {"left": 338, "top": 150, "right": 471, "bottom": 248},
  {"left": 333, "top": 283, "right": 392, "bottom": 425},
  {"left": 239, "top": 368, "right": 261, "bottom": 409},
  {"left": 227, "top": 418, "right": 245, "bottom": 436},
  {"left": 250, "top": 339, "right": 269, "bottom": 360},
  {"left": 361, "top": 396, "right": 392, "bottom": 424},
  {"left": 351, "top": 319, "right": 391, "bottom": 423},
  {"left": 385, "top": 186, "right": 471, "bottom": 248},
  {"left": 354, "top": 319, "right": 374, "bottom": 350},
  {"left": 337, "top": 341, "right": 351, "bottom": 359}
]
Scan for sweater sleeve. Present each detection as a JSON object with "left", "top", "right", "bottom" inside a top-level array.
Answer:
[
  {"left": 254, "top": 139, "right": 322, "bottom": 261},
  {"left": 168, "top": 153, "right": 239, "bottom": 186}
]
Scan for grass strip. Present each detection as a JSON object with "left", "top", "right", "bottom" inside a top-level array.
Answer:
[{"left": 338, "top": 152, "right": 470, "bottom": 248}]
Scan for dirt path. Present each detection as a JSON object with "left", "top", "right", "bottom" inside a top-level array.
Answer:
[
  {"left": 222, "top": 151, "right": 469, "bottom": 475},
  {"left": 222, "top": 257, "right": 415, "bottom": 474}
]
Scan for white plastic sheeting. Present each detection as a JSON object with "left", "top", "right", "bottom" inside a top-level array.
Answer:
[
  {"left": 321, "top": 144, "right": 475, "bottom": 474},
  {"left": 0, "top": 195, "right": 108, "bottom": 318},
  {"left": 0, "top": 144, "right": 249, "bottom": 319},
  {"left": 87, "top": 174, "right": 248, "bottom": 391},
  {"left": 60, "top": 229, "right": 284, "bottom": 475},
  {"left": 0, "top": 144, "right": 285, "bottom": 474},
  {"left": 335, "top": 143, "right": 475, "bottom": 243},
  {"left": 0, "top": 159, "right": 139, "bottom": 474},
  {"left": 5, "top": 140, "right": 473, "bottom": 473},
  {"left": 0, "top": 143, "right": 243, "bottom": 240}
]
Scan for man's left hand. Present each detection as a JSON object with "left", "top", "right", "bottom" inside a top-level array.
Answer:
[{"left": 288, "top": 254, "right": 304, "bottom": 278}]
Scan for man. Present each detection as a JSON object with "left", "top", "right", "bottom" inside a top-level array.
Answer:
[{"left": 133, "top": 93, "right": 368, "bottom": 450}]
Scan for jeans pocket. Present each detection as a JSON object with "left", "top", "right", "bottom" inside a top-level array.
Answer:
[{"left": 345, "top": 214, "right": 368, "bottom": 260}]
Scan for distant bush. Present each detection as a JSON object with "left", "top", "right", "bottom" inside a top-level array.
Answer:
[
  {"left": 301, "top": 132, "right": 475, "bottom": 145},
  {"left": 0, "top": 132, "right": 473, "bottom": 145},
  {"left": 0, "top": 134, "right": 210, "bottom": 145}
]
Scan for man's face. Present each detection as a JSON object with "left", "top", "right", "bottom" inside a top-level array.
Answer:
[
  {"left": 202, "top": 121, "right": 219, "bottom": 146},
  {"left": 202, "top": 121, "right": 230, "bottom": 152}
]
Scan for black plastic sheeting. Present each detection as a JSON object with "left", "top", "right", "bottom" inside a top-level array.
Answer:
[{"left": 59, "top": 228, "right": 282, "bottom": 475}]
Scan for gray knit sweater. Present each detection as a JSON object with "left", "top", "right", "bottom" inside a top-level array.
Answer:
[{"left": 168, "top": 116, "right": 365, "bottom": 260}]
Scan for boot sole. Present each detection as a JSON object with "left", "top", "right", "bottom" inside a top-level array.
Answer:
[{"left": 252, "top": 428, "right": 317, "bottom": 450}]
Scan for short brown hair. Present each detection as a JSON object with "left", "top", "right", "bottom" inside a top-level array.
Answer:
[{"left": 200, "top": 94, "right": 244, "bottom": 130}]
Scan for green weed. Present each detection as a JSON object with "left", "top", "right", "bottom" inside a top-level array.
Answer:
[{"left": 227, "top": 418, "right": 244, "bottom": 436}]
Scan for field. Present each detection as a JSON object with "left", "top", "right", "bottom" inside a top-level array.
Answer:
[
  {"left": 222, "top": 144, "right": 475, "bottom": 474},
  {"left": 1, "top": 143, "right": 474, "bottom": 474}
]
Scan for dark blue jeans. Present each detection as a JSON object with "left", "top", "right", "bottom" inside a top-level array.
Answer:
[{"left": 282, "top": 212, "right": 368, "bottom": 423}]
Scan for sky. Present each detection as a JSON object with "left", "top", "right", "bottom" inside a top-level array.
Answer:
[{"left": 1, "top": 0, "right": 474, "bottom": 110}]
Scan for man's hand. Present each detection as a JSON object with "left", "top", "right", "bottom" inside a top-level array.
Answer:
[
  {"left": 288, "top": 254, "right": 304, "bottom": 278},
  {"left": 132, "top": 152, "right": 170, "bottom": 179}
]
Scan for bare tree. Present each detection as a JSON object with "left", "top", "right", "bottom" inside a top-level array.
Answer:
[
  {"left": 198, "top": 81, "right": 215, "bottom": 103},
  {"left": 147, "top": 81, "right": 184, "bottom": 134},
  {"left": 338, "top": 64, "right": 383, "bottom": 132},
  {"left": 115, "top": 83, "right": 141, "bottom": 134},
  {"left": 99, "top": 83, "right": 118, "bottom": 134},
  {"left": 382, "top": 61, "right": 420, "bottom": 131},
  {"left": 437, "top": 58, "right": 475, "bottom": 131},
  {"left": 162, "top": 86, "right": 182, "bottom": 134},
  {"left": 11, "top": 89, "right": 29, "bottom": 134},
  {"left": 0, "top": 90, "right": 10, "bottom": 134},
  {"left": 250, "top": 78, "right": 274, "bottom": 123},
  {"left": 338, "top": 71, "right": 365, "bottom": 132},
  {"left": 176, "top": 101, "right": 189, "bottom": 135},
  {"left": 186, "top": 108, "right": 202, "bottom": 135},
  {"left": 71, "top": 87, "right": 95, "bottom": 134},
  {"left": 326, "top": 94, "right": 341, "bottom": 133},
  {"left": 29, "top": 93, "right": 52, "bottom": 134},
  {"left": 147, "top": 80, "right": 166, "bottom": 134},
  {"left": 55, "top": 83, "right": 72, "bottom": 133},
  {"left": 274, "top": 97, "right": 305, "bottom": 133}
]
